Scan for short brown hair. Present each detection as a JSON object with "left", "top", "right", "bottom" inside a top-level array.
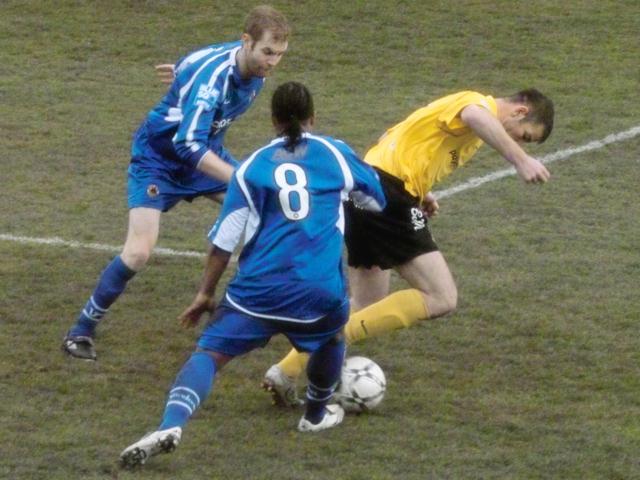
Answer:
[
  {"left": 244, "top": 5, "right": 290, "bottom": 43},
  {"left": 509, "top": 88, "right": 554, "bottom": 143}
]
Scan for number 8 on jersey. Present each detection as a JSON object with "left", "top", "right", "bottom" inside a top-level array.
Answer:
[{"left": 274, "top": 163, "right": 310, "bottom": 221}]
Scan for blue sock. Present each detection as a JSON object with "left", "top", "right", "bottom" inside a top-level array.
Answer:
[
  {"left": 304, "top": 336, "right": 346, "bottom": 424},
  {"left": 159, "top": 352, "right": 217, "bottom": 430},
  {"left": 70, "top": 256, "right": 136, "bottom": 337}
]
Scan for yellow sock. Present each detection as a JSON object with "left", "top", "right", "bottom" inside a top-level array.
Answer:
[
  {"left": 277, "top": 289, "right": 428, "bottom": 379},
  {"left": 345, "top": 288, "right": 428, "bottom": 343},
  {"left": 277, "top": 348, "right": 310, "bottom": 378}
]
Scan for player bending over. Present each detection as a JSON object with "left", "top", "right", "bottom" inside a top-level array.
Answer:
[
  {"left": 263, "top": 88, "right": 554, "bottom": 406},
  {"left": 119, "top": 81, "right": 386, "bottom": 468}
]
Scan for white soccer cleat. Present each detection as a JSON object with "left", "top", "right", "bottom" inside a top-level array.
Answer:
[
  {"left": 119, "top": 426, "right": 182, "bottom": 468},
  {"left": 297, "top": 404, "right": 345, "bottom": 432},
  {"left": 262, "top": 364, "right": 304, "bottom": 407}
]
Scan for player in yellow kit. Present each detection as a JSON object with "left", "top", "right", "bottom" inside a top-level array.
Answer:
[{"left": 263, "top": 89, "right": 555, "bottom": 406}]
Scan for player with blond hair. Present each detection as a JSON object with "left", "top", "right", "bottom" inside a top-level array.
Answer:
[{"left": 63, "top": 6, "right": 290, "bottom": 361}]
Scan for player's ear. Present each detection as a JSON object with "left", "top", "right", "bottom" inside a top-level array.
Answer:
[
  {"left": 241, "top": 32, "right": 254, "bottom": 49},
  {"left": 513, "top": 105, "right": 529, "bottom": 119}
]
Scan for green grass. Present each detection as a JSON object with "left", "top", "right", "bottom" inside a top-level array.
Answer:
[{"left": 2, "top": 0, "right": 640, "bottom": 478}]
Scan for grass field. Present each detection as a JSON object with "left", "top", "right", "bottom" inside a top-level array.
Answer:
[{"left": 2, "top": 1, "right": 640, "bottom": 479}]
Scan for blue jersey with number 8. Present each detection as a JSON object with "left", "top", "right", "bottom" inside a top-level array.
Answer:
[{"left": 208, "top": 133, "right": 386, "bottom": 322}]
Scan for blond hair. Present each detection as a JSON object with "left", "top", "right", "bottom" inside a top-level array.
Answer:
[{"left": 244, "top": 5, "right": 290, "bottom": 42}]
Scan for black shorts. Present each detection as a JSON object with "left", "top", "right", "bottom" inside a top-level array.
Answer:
[{"left": 345, "top": 168, "right": 439, "bottom": 270}]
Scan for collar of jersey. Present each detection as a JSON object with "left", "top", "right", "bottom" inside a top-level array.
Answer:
[{"left": 230, "top": 45, "right": 259, "bottom": 87}]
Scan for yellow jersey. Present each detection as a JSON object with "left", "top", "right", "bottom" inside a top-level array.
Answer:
[{"left": 364, "top": 91, "right": 497, "bottom": 201}]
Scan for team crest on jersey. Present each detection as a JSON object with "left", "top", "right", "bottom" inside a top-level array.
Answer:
[
  {"left": 195, "top": 84, "right": 220, "bottom": 111},
  {"left": 147, "top": 184, "right": 160, "bottom": 197}
]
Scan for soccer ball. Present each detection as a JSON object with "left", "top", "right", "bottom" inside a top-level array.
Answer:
[{"left": 335, "top": 356, "right": 386, "bottom": 413}]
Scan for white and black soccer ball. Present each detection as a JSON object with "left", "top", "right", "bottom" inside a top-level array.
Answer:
[{"left": 335, "top": 356, "right": 386, "bottom": 413}]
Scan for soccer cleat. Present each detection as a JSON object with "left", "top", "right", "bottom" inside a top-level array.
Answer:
[
  {"left": 261, "top": 364, "right": 304, "bottom": 407},
  {"left": 297, "top": 404, "right": 345, "bottom": 432},
  {"left": 62, "top": 334, "right": 97, "bottom": 361},
  {"left": 119, "top": 427, "right": 182, "bottom": 469}
]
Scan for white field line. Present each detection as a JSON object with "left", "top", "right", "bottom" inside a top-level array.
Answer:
[
  {"left": 435, "top": 124, "right": 640, "bottom": 199},
  {"left": 2, "top": 125, "right": 639, "bottom": 258},
  {"left": 0, "top": 234, "right": 206, "bottom": 258}
]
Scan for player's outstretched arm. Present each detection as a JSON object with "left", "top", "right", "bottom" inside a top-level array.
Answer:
[
  {"left": 155, "top": 63, "right": 175, "bottom": 84},
  {"left": 460, "top": 104, "right": 550, "bottom": 184},
  {"left": 178, "top": 246, "right": 232, "bottom": 328}
]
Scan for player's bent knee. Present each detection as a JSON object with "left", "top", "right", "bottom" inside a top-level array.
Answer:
[
  {"left": 446, "top": 290, "right": 458, "bottom": 312},
  {"left": 195, "top": 347, "right": 233, "bottom": 369},
  {"left": 422, "top": 286, "right": 457, "bottom": 318},
  {"left": 121, "top": 246, "right": 153, "bottom": 271},
  {"left": 440, "top": 288, "right": 458, "bottom": 315}
]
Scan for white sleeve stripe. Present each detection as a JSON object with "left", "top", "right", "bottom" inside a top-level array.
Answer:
[
  {"left": 185, "top": 104, "right": 205, "bottom": 146},
  {"left": 235, "top": 151, "right": 260, "bottom": 213},
  {"left": 304, "top": 133, "right": 355, "bottom": 232},
  {"left": 176, "top": 47, "right": 215, "bottom": 72},
  {"left": 233, "top": 141, "right": 283, "bottom": 244},
  {"left": 304, "top": 133, "right": 354, "bottom": 198},
  {"left": 306, "top": 133, "right": 383, "bottom": 213},
  {"left": 221, "top": 72, "right": 231, "bottom": 103},
  {"left": 184, "top": 60, "right": 232, "bottom": 149},
  {"left": 173, "top": 47, "right": 238, "bottom": 151},
  {"left": 177, "top": 46, "right": 239, "bottom": 108}
]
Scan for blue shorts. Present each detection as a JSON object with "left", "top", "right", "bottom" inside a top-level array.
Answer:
[
  {"left": 197, "top": 299, "right": 349, "bottom": 357},
  {"left": 127, "top": 159, "right": 236, "bottom": 212}
]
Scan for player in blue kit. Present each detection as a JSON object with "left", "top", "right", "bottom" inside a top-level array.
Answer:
[
  {"left": 63, "top": 6, "right": 290, "bottom": 361},
  {"left": 119, "top": 82, "right": 386, "bottom": 467}
]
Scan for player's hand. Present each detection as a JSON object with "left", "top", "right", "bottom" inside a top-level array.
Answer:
[
  {"left": 421, "top": 191, "right": 440, "bottom": 217},
  {"left": 155, "top": 63, "right": 176, "bottom": 84},
  {"left": 178, "top": 292, "right": 216, "bottom": 328},
  {"left": 515, "top": 155, "right": 551, "bottom": 184}
]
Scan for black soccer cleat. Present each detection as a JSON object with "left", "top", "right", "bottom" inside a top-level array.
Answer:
[{"left": 62, "top": 334, "right": 97, "bottom": 361}]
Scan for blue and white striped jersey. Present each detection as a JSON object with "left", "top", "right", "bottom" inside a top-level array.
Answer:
[
  {"left": 208, "top": 133, "right": 386, "bottom": 322},
  {"left": 130, "top": 41, "right": 264, "bottom": 180}
]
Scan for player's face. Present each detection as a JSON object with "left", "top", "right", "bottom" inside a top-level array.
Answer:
[
  {"left": 503, "top": 118, "right": 545, "bottom": 145},
  {"left": 244, "top": 30, "right": 288, "bottom": 77}
]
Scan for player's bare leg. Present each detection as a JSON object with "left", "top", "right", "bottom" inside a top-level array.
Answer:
[
  {"left": 120, "top": 207, "right": 162, "bottom": 271},
  {"left": 263, "top": 252, "right": 455, "bottom": 403},
  {"left": 347, "top": 265, "right": 391, "bottom": 312},
  {"left": 63, "top": 208, "right": 160, "bottom": 360},
  {"left": 395, "top": 250, "right": 457, "bottom": 318}
]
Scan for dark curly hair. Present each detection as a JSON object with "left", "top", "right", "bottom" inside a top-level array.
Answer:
[{"left": 271, "top": 82, "right": 314, "bottom": 151}]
